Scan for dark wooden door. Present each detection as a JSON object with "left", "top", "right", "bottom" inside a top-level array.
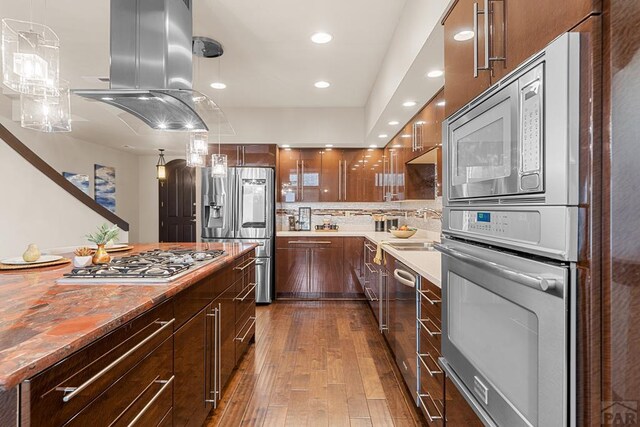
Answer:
[
  {"left": 443, "top": 0, "right": 492, "bottom": 117},
  {"left": 159, "top": 159, "right": 196, "bottom": 242},
  {"left": 173, "top": 306, "right": 211, "bottom": 426}
]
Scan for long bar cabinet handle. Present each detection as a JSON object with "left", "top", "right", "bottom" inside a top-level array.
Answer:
[
  {"left": 417, "top": 289, "right": 441, "bottom": 305},
  {"left": 127, "top": 376, "right": 175, "bottom": 427},
  {"left": 417, "top": 392, "right": 443, "bottom": 422},
  {"left": 234, "top": 258, "right": 256, "bottom": 271},
  {"left": 235, "top": 283, "right": 257, "bottom": 301},
  {"left": 235, "top": 317, "right": 256, "bottom": 342},
  {"left": 418, "top": 352, "right": 443, "bottom": 377},
  {"left": 364, "top": 286, "right": 378, "bottom": 302},
  {"left": 60, "top": 318, "right": 175, "bottom": 403},
  {"left": 418, "top": 317, "right": 442, "bottom": 337}
]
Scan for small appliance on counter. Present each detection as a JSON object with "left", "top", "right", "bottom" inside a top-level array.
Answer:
[
  {"left": 315, "top": 224, "right": 339, "bottom": 231},
  {"left": 386, "top": 217, "right": 399, "bottom": 231},
  {"left": 373, "top": 214, "right": 386, "bottom": 232}
]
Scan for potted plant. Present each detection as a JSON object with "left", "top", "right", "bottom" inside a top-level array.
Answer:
[
  {"left": 86, "top": 223, "right": 120, "bottom": 264},
  {"left": 73, "top": 247, "right": 93, "bottom": 268}
]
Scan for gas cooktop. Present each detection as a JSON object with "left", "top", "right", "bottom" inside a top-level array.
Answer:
[{"left": 58, "top": 249, "right": 226, "bottom": 284}]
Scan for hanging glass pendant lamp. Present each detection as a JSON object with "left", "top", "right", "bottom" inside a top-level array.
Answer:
[
  {"left": 190, "top": 131, "right": 209, "bottom": 155},
  {"left": 185, "top": 141, "right": 205, "bottom": 168},
  {"left": 156, "top": 149, "right": 167, "bottom": 180},
  {"left": 2, "top": 19, "right": 60, "bottom": 95},
  {"left": 20, "top": 79, "right": 71, "bottom": 132}
]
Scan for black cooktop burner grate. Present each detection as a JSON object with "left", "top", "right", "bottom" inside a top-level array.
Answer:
[{"left": 63, "top": 249, "right": 226, "bottom": 280}]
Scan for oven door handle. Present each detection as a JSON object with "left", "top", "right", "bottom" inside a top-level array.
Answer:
[{"left": 434, "top": 243, "right": 558, "bottom": 292}]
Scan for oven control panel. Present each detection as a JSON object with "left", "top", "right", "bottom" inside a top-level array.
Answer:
[{"left": 448, "top": 210, "right": 541, "bottom": 244}]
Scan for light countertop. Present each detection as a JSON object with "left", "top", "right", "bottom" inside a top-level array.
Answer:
[{"left": 276, "top": 229, "right": 441, "bottom": 287}]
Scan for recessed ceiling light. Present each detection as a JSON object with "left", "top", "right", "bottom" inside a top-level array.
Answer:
[
  {"left": 454, "top": 30, "right": 475, "bottom": 41},
  {"left": 401, "top": 134, "right": 411, "bottom": 138},
  {"left": 185, "top": 123, "right": 194, "bottom": 129},
  {"left": 378, "top": 134, "right": 388, "bottom": 138},
  {"left": 314, "top": 81, "right": 330, "bottom": 89},
  {"left": 157, "top": 122, "right": 167, "bottom": 129},
  {"left": 210, "top": 82, "right": 226, "bottom": 89},
  {"left": 403, "top": 101, "right": 417, "bottom": 107},
  {"left": 311, "top": 32, "right": 333, "bottom": 44},
  {"left": 282, "top": 144, "right": 290, "bottom": 148},
  {"left": 101, "top": 97, "right": 114, "bottom": 101},
  {"left": 138, "top": 96, "right": 150, "bottom": 101},
  {"left": 388, "top": 120, "right": 399, "bottom": 126},
  {"left": 436, "top": 100, "right": 446, "bottom": 107},
  {"left": 325, "top": 144, "right": 333, "bottom": 147},
  {"left": 369, "top": 144, "right": 377, "bottom": 148},
  {"left": 426, "top": 70, "right": 444, "bottom": 78}
]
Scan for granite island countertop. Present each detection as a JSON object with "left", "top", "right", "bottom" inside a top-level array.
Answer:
[
  {"left": 0, "top": 242, "right": 256, "bottom": 391},
  {"left": 276, "top": 229, "right": 442, "bottom": 287}
]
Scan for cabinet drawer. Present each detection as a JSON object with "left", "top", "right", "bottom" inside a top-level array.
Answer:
[
  {"left": 173, "top": 266, "right": 231, "bottom": 328},
  {"left": 23, "top": 301, "right": 174, "bottom": 427},
  {"left": 277, "top": 236, "right": 344, "bottom": 248},
  {"left": 419, "top": 278, "right": 442, "bottom": 326},
  {"left": 418, "top": 351, "right": 444, "bottom": 401},
  {"left": 418, "top": 385, "right": 444, "bottom": 426},
  {"left": 233, "top": 253, "right": 255, "bottom": 283},
  {"left": 235, "top": 280, "right": 256, "bottom": 324},
  {"left": 64, "top": 337, "right": 173, "bottom": 426},
  {"left": 418, "top": 316, "right": 442, "bottom": 354},
  {"left": 235, "top": 315, "right": 256, "bottom": 364}
]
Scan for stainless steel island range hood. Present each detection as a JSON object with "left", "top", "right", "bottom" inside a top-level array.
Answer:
[{"left": 74, "top": 0, "right": 210, "bottom": 131}]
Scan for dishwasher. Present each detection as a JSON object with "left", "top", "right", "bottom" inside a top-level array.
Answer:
[{"left": 391, "top": 258, "right": 419, "bottom": 404}]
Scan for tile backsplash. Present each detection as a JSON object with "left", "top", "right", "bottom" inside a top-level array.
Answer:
[{"left": 277, "top": 198, "right": 443, "bottom": 233}]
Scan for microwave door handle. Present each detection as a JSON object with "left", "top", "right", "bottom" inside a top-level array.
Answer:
[{"left": 434, "top": 243, "right": 558, "bottom": 292}]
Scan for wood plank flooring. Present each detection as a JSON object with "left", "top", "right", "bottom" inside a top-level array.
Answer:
[{"left": 205, "top": 301, "right": 425, "bottom": 427}]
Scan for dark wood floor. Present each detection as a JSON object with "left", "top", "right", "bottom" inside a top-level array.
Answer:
[{"left": 205, "top": 301, "right": 425, "bottom": 426}]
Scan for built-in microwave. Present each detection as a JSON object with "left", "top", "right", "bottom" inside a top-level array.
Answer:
[{"left": 443, "top": 33, "right": 580, "bottom": 206}]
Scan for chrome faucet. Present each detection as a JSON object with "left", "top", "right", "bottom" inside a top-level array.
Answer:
[{"left": 416, "top": 208, "right": 443, "bottom": 220}]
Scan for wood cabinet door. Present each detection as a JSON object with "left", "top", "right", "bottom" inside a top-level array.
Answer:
[
  {"left": 217, "top": 285, "right": 236, "bottom": 393},
  {"left": 309, "top": 246, "right": 345, "bottom": 296},
  {"left": 490, "top": 0, "right": 600, "bottom": 81},
  {"left": 275, "top": 247, "right": 309, "bottom": 297},
  {"left": 320, "top": 149, "right": 341, "bottom": 202},
  {"left": 278, "top": 149, "right": 300, "bottom": 203},
  {"left": 343, "top": 237, "right": 365, "bottom": 296},
  {"left": 443, "top": 0, "right": 492, "bottom": 117},
  {"left": 173, "top": 306, "right": 211, "bottom": 427},
  {"left": 240, "top": 144, "right": 277, "bottom": 167},
  {"left": 343, "top": 149, "right": 364, "bottom": 202},
  {"left": 365, "top": 148, "right": 385, "bottom": 202},
  {"left": 210, "top": 144, "right": 240, "bottom": 167},
  {"left": 299, "top": 149, "right": 322, "bottom": 202}
]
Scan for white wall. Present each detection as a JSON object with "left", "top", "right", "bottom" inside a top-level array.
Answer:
[
  {"left": 0, "top": 116, "right": 141, "bottom": 257},
  {"left": 0, "top": 140, "right": 130, "bottom": 258}
]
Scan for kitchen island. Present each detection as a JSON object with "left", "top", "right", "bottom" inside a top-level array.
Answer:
[{"left": 0, "top": 242, "right": 257, "bottom": 426}]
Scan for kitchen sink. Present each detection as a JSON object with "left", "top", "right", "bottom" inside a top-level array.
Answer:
[{"left": 387, "top": 241, "right": 436, "bottom": 251}]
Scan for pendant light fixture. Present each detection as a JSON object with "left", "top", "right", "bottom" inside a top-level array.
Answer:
[
  {"left": 211, "top": 55, "right": 228, "bottom": 178},
  {"left": 190, "top": 131, "right": 209, "bottom": 155},
  {"left": 1, "top": 18, "right": 60, "bottom": 95},
  {"left": 20, "top": 78, "right": 71, "bottom": 132},
  {"left": 156, "top": 149, "right": 167, "bottom": 180}
]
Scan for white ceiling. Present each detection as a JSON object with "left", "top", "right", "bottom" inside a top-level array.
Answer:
[{"left": 0, "top": 0, "right": 447, "bottom": 153}]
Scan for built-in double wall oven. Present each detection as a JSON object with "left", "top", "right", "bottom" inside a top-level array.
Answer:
[{"left": 438, "top": 33, "right": 580, "bottom": 427}]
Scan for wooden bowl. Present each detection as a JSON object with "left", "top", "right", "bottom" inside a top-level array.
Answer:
[{"left": 390, "top": 229, "right": 417, "bottom": 239}]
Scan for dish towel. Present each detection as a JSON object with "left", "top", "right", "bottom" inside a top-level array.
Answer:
[{"left": 373, "top": 241, "right": 389, "bottom": 265}]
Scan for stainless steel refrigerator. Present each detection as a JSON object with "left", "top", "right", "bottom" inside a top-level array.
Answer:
[{"left": 201, "top": 167, "right": 275, "bottom": 303}]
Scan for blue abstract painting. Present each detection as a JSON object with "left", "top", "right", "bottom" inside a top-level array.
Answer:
[
  {"left": 63, "top": 172, "right": 90, "bottom": 195},
  {"left": 94, "top": 164, "right": 116, "bottom": 212}
]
